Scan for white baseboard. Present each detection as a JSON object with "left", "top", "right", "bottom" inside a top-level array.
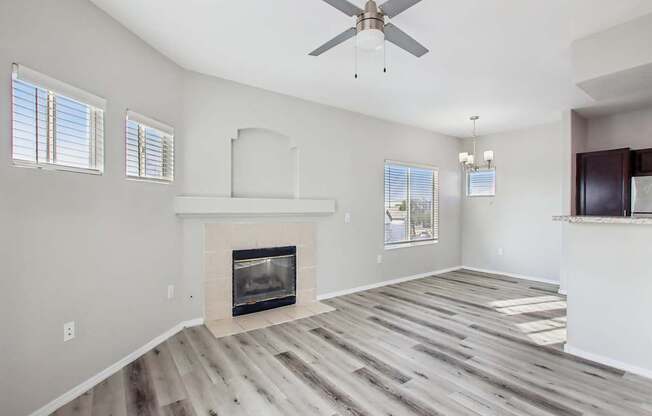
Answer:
[
  {"left": 564, "top": 344, "right": 652, "bottom": 380},
  {"left": 29, "top": 317, "right": 204, "bottom": 416},
  {"left": 461, "top": 266, "right": 562, "bottom": 289},
  {"left": 182, "top": 317, "right": 205, "bottom": 328},
  {"left": 317, "top": 266, "right": 463, "bottom": 301}
]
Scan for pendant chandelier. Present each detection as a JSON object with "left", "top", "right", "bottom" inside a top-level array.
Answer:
[{"left": 458, "top": 116, "right": 494, "bottom": 171}]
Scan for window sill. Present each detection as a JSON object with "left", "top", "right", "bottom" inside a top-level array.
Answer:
[
  {"left": 126, "top": 175, "right": 173, "bottom": 185},
  {"left": 13, "top": 160, "right": 102, "bottom": 175},
  {"left": 384, "top": 240, "right": 438, "bottom": 250}
]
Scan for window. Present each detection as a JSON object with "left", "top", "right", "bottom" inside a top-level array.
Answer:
[
  {"left": 126, "top": 110, "right": 174, "bottom": 182},
  {"left": 467, "top": 168, "right": 496, "bottom": 197},
  {"left": 11, "top": 64, "right": 105, "bottom": 173},
  {"left": 384, "top": 161, "right": 439, "bottom": 246}
]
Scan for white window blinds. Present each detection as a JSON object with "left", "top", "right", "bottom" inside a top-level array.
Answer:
[
  {"left": 11, "top": 65, "right": 105, "bottom": 173},
  {"left": 126, "top": 111, "right": 174, "bottom": 182},
  {"left": 467, "top": 169, "right": 496, "bottom": 197},
  {"left": 384, "top": 161, "right": 439, "bottom": 246}
]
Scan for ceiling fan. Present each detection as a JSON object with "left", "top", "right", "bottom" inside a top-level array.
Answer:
[{"left": 309, "top": 0, "right": 429, "bottom": 58}]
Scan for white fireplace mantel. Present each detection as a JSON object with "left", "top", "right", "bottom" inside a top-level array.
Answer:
[{"left": 174, "top": 196, "right": 336, "bottom": 217}]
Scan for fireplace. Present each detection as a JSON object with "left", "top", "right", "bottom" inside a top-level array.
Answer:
[{"left": 232, "top": 246, "right": 297, "bottom": 316}]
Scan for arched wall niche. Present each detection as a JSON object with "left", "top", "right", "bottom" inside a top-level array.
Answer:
[{"left": 231, "top": 128, "right": 299, "bottom": 198}]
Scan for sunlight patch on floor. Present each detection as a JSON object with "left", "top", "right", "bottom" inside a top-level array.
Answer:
[
  {"left": 526, "top": 328, "right": 567, "bottom": 345},
  {"left": 515, "top": 318, "right": 566, "bottom": 333},
  {"left": 495, "top": 300, "right": 567, "bottom": 315},
  {"left": 489, "top": 295, "right": 562, "bottom": 308},
  {"left": 485, "top": 295, "right": 569, "bottom": 346}
]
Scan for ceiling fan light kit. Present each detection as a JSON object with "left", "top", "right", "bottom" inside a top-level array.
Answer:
[
  {"left": 310, "top": 0, "right": 429, "bottom": 77},
  {"left": 356, "top": 30, "right": 384, "bottom": 51},
  {"left": 356, "top": 1, "right": 386, "bottom": 51}
]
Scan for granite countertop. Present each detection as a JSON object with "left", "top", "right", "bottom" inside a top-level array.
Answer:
[{"left": 553, "top": 215, "right": 652, "bottom": 225}]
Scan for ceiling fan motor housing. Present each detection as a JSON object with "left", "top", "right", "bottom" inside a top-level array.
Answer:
[{"left": 356, "top": 1, "right": 385, "bottom": 34}]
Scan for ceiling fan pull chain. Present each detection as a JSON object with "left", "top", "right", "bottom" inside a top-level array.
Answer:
[
  {"left": 354, "top": 39, "right": 358, "bottom": 79},
  {"left": 383, "top": 40, "right": 387, "bottom": 73}
]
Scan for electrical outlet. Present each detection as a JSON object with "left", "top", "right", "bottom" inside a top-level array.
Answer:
[
  {"left": 167, "top": 285, "right": 175, "bottom": 299},
  {"left": 344, "top": 212, "right": 351, "bottom": 224},
  {"left": 64, "top": 321, "right": 75, "bottom": 342},
  {"left": 377, "top": 254, "right": 383, "bottom": 264},
  {"left": 498, "top": 248, "right": 504, "bottom": 256}
]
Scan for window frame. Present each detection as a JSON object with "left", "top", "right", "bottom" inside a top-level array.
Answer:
[
  {"left": 125, "top": 110, "right": 175, "bottom": 184},
  {"left": 466, "top": 168, "right": 496, "bottom": 198},
  {"left": 11, "top": 64, "right": 106, "bottom": 175},
  {"left": 384, "top": 160, "right": 439, "bottom": 249}
]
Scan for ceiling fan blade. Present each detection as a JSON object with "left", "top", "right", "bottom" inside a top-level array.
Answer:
[
  {"left": 309, "top": 27, "right": 357, "bottom": 56},
  {"left": 320, "top": 0, "right": 363, "bottom": 16},
  {"left": 384, "top": 23, "right": 429, "bottom": 57},
  {"left": 379, "top": 0, "right": 422, "bottom": 18}
]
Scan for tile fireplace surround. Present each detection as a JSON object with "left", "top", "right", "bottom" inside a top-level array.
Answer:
[{"left": 203, "top": 222, "right": 320, "bottom": 322}]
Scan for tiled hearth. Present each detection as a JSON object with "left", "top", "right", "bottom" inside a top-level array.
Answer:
[
  {"left": 203, "top": 222, "right": 334, "bottom": 338},
  {"left": 205, "top": 302, "right": 335, "bottom": 338}
]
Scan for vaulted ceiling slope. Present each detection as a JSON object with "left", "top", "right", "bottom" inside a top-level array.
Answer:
[{"left": 90, "top": 0, "right": 652, "bottom": 137}]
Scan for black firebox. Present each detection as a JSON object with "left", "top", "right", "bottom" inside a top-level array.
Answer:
[{"left": 232, "top": 246, "right": 296, "bottom": 316}]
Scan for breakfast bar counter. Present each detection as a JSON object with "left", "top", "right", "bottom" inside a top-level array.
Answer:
[
  {"left": 555, "top": 215, "right": 652, "bottom": 377},
  {"left": 553, "top": 215, "right": 652, "bottom": 225}
]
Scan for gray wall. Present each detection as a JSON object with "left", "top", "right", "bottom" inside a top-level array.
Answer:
[
  {"left": 563, "top": 222, "right": 652, "bottom": 376},
  {"left": 0, "top": 1, "right": 187, "bottom": 415},
  {"left": 585, "top": 106, "right": 652, "bottom": 151},
  {"left": 180, "top": 72, "right": 463, "bottom": 310},
  {"left": 232, "top": 128, "right": 296, "bottom": 198},
  {"left": 461, "top": 123, "right": 564, "bottom": 282}
]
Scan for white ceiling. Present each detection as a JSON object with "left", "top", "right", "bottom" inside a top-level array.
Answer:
[{"left": 90, "top": 0, "right": 652, "bottom": 137}]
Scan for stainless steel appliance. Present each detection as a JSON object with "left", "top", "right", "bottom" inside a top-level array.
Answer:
[{"left": 631, "top": 176, "right": 652, "bottom": 217}]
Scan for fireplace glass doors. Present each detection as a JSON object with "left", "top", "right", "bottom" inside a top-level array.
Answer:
[{"left": 232, "top": 246, "right": 296, "bottom": 316}]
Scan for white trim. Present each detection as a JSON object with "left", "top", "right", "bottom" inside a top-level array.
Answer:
[
  {"left": 13, "top": 63, "right": 107, "bottom": 110},
  {"left": 384, "top": 159, "right": 439, "bottom": 170},
  {"left": 564, "top": 344, "right": 652, "bottom": 380},
  {"left": 126, "top": 110, "right": 174, "bottom": 135},
  {"left": 317, "top": 266, "right": 463, "bottom": 300},
  {"left": 28, "top": 318, "right": 204, "bottom": 416},
  {"left": 174, "top": 196, "right": 336, "bottom": 216},
  {"left": 461, "top": 266, "right": 561, "bottom": 287},
  {"left": 13, "top": 160, "right": 103, "bottom": 176},
  {"left": 126, "top": 176, "right": 173, "bottom": 185},
  {"left": 182, "top": 317, "right": 205, "bottom": 328},
  {"left": 384, "top": 240, "right": 438, "bottom": 250}
]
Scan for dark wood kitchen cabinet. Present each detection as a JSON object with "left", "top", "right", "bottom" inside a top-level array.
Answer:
[
  {"left": 633, "top": 148, "right": 652, "bottom": 176},
  {"left": 576, "top": 148, "right": 631, "bottom": 216}
]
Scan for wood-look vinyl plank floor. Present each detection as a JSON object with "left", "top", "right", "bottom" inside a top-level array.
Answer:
[{"left": 52, "top": 269, "right": 652, "bottom": 416}]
